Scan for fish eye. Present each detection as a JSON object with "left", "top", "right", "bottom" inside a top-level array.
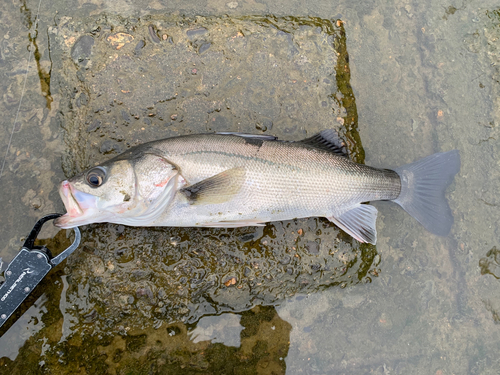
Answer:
[{"left": 86, "top": 167, "right": 106, "bottom": 187}]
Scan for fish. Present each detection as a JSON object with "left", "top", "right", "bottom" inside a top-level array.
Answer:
[{"left": 54, "top": 130, "right": 461, "bottom": 244}]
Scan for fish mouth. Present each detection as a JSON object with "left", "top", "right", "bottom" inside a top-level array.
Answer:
[{"left": 54, "top": 181, "right": 98, "bottom": 228}]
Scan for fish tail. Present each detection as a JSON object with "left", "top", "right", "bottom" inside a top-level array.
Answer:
[{"left": 393, "top": 150, "right": 460, "bottom": 236}]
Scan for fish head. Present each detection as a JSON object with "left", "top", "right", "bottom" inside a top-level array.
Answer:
[{"left": 54, "top": 152, "right": 180, "bottom": 228}]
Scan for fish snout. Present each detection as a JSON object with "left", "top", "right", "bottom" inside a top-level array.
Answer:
[{"left": 60, "top": 181, "right": 84, "bottom": 216}]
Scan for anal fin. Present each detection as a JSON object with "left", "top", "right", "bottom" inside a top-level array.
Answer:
[{"left": 327, "top": 204, "right": 378, "bottom": 244}]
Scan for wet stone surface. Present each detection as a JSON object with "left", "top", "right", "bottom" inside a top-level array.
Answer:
[
  {"left": 62, "top": 220, "right": 376, "bottom": 330},
  {"left": 48, "top": 15, "right": 357, "bottom": 176},
  {"left": 0, "top": 14, "right": 380, "bottom": 370}
]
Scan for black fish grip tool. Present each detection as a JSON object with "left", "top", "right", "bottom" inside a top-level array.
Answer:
[{"left": 0, "top": 214, "right": 80, "bottom": 328}]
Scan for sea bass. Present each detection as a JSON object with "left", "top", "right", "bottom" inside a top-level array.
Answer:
[{"left": 54, "top": 130, "right": 460, "bottom": 244}]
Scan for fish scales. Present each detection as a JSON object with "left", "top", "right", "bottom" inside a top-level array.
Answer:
[{"left": 147, "top": 134, "right": 401, "bottom": 226}]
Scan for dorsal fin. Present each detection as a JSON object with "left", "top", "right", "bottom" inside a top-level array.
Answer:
[
  {"left": 216, "top": 129, "right": 348, "bottom": 156},
  {"left": 299, "top": 129, "right": 348, "bottom": 157},
  {"left": 216, "top": 132, "right": 278, "bottom": 141}
]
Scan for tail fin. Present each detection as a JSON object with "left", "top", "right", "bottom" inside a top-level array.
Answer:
[{"left": 393, "top": 150, "right": 460, "bottom": 236}]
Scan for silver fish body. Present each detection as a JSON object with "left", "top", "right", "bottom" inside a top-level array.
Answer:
[{"left": 55, "top": 130, "right": 460, "bottom": 244}]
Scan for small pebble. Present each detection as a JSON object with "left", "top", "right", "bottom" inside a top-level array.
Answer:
[
  {"left": 186, "top": 28, "right": 207, "bottom": 38},
  {"left": 148, "top": 25, "right": 160, "bottom": 43},
  {"left": 199, "top": 43, "right": 211, "bottom": 54}
]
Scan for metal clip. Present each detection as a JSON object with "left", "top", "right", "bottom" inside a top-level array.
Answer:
[{"left": 0, "top": 214, "right": 80, "bottom": 328}]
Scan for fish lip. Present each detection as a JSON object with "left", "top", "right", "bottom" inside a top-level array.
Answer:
[
  {"left": 54, "top": 181, "right": 84, "bottom": 228},
  {"left": 68, "top": 184, "right": 83, "bottom": 215},
  {"left": 53, "top": 214, "right": 76, "bottom": 228},
  {"left": 65, "top": 181, "right": 83, "bottom": 213}
]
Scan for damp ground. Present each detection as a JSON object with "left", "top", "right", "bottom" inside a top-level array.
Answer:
[{"left": 0, "top": 0, "right": 500, "bottom": 374}]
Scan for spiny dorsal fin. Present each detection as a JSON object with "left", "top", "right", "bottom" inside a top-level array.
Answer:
[
  {"left": 180, "top": 167, "right": 246, "bottom": 205},
  {"left": 216, "top": 132, "right": 278, "bottom": 141},
  {"left": 299, "top": 129, "right": 348, "bottom": 157},
  {"left": 327, "top": 204, "right": 378, "bottom": 244}
]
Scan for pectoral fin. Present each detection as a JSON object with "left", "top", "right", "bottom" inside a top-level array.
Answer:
[
  {"left": 180, "top": 167, "right": 246, "bottom": 205},
  {"left": 327, "top": 204, "right": 378, "bottom": 244}
]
